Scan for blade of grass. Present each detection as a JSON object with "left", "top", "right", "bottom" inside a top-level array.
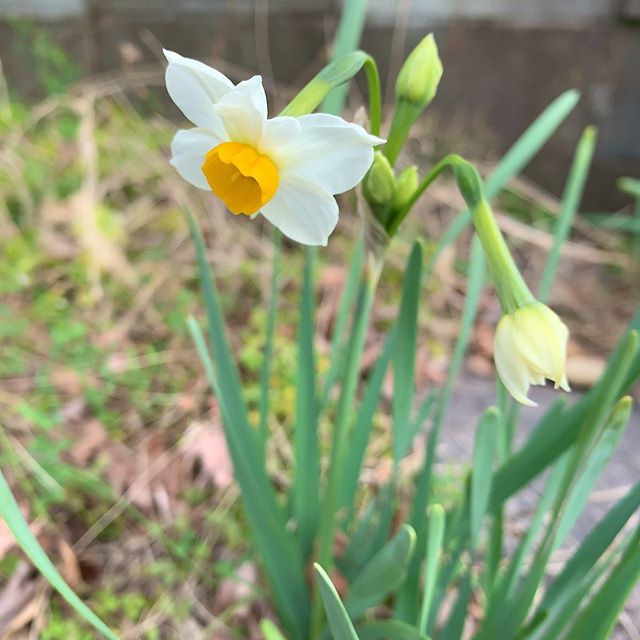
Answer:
[
  {"left": 340, "top": 328, "right": 395, "bottom": 515},
  {"left": 356, "top": 620, "right": 429, "bottom": 640},
  {"left": 319, "top": 238, "right": 364, "bottom": 411},
  {"left": 423, "top": 90, "right": 580, "bottom": 278},
  {"left": 259, "top": 228, "right": 282, "bottom": 453},
  {"left": 314, "top": 564, "right": 360, "bottom": 640},
  {"left": 396, "top": 233, "right": 486, "bottom": 621},
  {"left": 417, "top": 505, "right": 446, "bottom": 636},
  {"left": 536, "top": 479, "right": 640, "bottom": 617},
  {"left": 561, "top": 524, "right": 640, "bottom": 640},
  {"left": 293, "top": 247, "right": 320, "bottom": 561},
  {"left": 0, "top": 469, "right": 118, "bottom": 640},
  {"left": 321, "top": 0, "right": 371, "bottom": 116},
  {"left": 186, "top": 214, "right": 309, "bottom": 639},
  {"left": 345, "top": 524, "right": 416, "bottom": 619},
  {"left": 538, "top": 126, "right": 597, "bottom": 301},
  {"left": 470, "top": 407, "right": 500, "bottom": 548},
  {"left": 393, "top": 241, "right": 423, "bottom": 467}
]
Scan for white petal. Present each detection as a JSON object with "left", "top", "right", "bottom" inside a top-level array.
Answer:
[
  {"left": 260, "top": 116, "right": 302, "bottom": 153},
  {"left": 170, "top": 128, "right": 223, "bottom": 190},
  {"left": 260, "top": 176, "right": 338, "bottom": 246},
  {"left": 164, "top": 49, "right": 233, "bottom": 131},
  {"left": 494, "top": 317, "right": 537, "bottom": 407},
  {"left": 274, "top": 113, "right": 384, "bottom": 195},
  {"left": 213, "top": 76, "right": 268, "bottom": 146}
]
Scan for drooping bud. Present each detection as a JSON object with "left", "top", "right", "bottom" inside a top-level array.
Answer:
[
  {"left": 364, "top": 151, "right": 395, "bottom": 207},
  {"left": 494, "top": 302, "right": 570, "bottom": 406},
  {"left": 395, "top": 34, "right": 443, "bottom": 109},
  {"left": 392, "top": 165, "right": 419, "bottom": 211}
]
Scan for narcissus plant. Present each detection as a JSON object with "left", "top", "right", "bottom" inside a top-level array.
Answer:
[{"left": 164, "top": 49, "right": 383, "bottom": 246}]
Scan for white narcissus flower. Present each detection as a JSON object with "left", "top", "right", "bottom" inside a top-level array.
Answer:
[
  {"left": 164, "top": 49, "right": 383, "bottom": 246},
  {"left": 494, "top": 302, "right": 570, "bottom": 407}
]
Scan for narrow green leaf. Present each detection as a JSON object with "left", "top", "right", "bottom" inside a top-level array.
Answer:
[
  {"left": 0, "top": 470, "right": 118, "bottom": 640},
  {"left": 356, "top": 620, "right": 429, "bottom": 640},
  {"left": 345, "top": 524, "right": 416, "bottom": 620},
  {"left": 259, "top": 228, "right": 282, "bottom": 452},
  {"left": 553, "top": 396, "right": 632, "bottom": 547},
  {"left": 260, "top": 619, "right": 288, "bottom": 640},
  {"left": 293, "top": 247, "right": 320, "bottom": 561},
  {"left": 314, "top": 564, "right": 360, "bottom": 640},
  {"left": 397, "top": 234, "right": 485, "bottom": 621},
  {"left": 539, "top": 126, "right": 597, "bottom": 301},
  {"left": 319, "top": 238, "right": 364, "bottom": 411},
  {"left": 418, "top": 505, "right": 446, "bottom": 635},
  {"left": 393, "top": 241, "right": 423, "bottom": 465},
  {"left": 537, "top": 479, "right": 640, "bottom": 617},
  {"left": 478, "top": 396, "right": 635, "bottom": 640},
  {"left": 424, "top": 90, "right": 580, "bottom": 276},
  {"left": 470, "top": 407, "right": 500, "bottom": 547},
  {"left": 321, "top": 0, "right": 371, "bottom": 115},
  {"left": 584, "top": 211, "right": 640, "bottom": 233},
  {"left": 439, "top": 571, "right": 473, "bottom": 640},
  {"left": 562, "top": 526, "right": 640, "bottom": 640},
  {"left": 282, "top": 51, "right": 371, "bottom": 118},
  {"left": 490, "top": 330, "right": 639, "bottom": 511},
  {"left": 186, "top": 214, "right": 309, "bottom": 639}
]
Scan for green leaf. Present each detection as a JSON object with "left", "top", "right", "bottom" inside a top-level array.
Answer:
[
  {"left": 537, "top": 479, "right": 640, "bottom": 618},
  {"left": 439, "top": 571, "right": 473, "bottom": 640},
  {"left": 553, "top": 396, "right": 632, "bottom": 547},
  {"left": 561, "top": 525, "right": 640, "bottom": 640},
  {"left": 470, "top": 407, "right": 500, "bottom": 548},
  {"left": 490, "top": 329, "right": 639, "bottom": 511},
  {"left": 345, "top": 524, "right": 416, "bottom": 620},
  {"left": 424, "top": 90, "right": 580, "bottom": 276},
  {"left": 0, "top": 470, "right": 118, "bottom": 640},
  {"left": 314, "top": 564, "right": 360, "bottom": 640},
  {"left": 186, "top": 213, "right": 309, "bottom": 639},
  {"left": 393, "top": 241, "right": 423, "bottom": 465},
  {"left": 539, "top": 126, "right": 597, "bottom": 302},
  {"left": 397, "top": 233, "right": 485, "bottom": 621},
  {"left": 259, "top": 228, "right": 282, "bottom": 452},
  {"left": 418, "top": 505, "right": 446, "bottom": 635},
  {"left": 319, "top": 238, "right": 364, "bottom": 411},
  {"left": 356, "top": 620, "right": 429, "bottom": 639},
  {"left": 293, "top": 247, "right": 320, "bottom": 561},
  {"left": 260, "top": 619, "right": 288, "bottom": 640},
  {"left": 321, "top": 0, "right": 371, "bottom": 115},
  {"left": 282, "top": 51, "right": 371, "bottom": 118}
]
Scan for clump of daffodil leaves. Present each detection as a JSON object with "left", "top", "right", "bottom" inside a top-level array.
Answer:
[
  {"left": 0, "top": 27, "right": 637, "bottom": 640},
  {"left": 165, "top": 38, "right": 569, "bottom": 407}
]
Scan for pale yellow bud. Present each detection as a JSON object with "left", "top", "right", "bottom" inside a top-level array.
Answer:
[{"left": 494, "top": 302, "right": 570, "bottom": 407}]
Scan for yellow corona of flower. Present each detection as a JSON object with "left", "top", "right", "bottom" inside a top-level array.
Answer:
[
  {"left": 494, "top": 302, "right": 570, "bottom": 407},
  {"left": 164, "top": 50, "right": 383, "bottom": 245}
]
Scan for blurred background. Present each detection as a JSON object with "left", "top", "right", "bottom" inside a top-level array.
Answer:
[
  {"left": 0, "top": 1, "right": 638, "bottom": 638},
  {"left": 1, "top": 0, "right": 640, "bottom": 208}
]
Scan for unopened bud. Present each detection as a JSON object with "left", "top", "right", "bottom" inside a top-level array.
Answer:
[
  {"left": 395, "top": 34, "right": 443, "bottom": 108},
  {"left": 364, "top": 151, "right": 395, "bottom": 206},
  {"left": 393, "top": 165, "right": 419, "bottom": 211}
]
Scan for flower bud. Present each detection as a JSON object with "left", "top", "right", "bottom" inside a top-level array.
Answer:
[
  {"left": 392, "top": 165, "right": 419, "bottom": 211},
  {"left": 494, "top": 302, "right": 570, "bottom": 406},
  {"left": 395, "top": 34, "right": 443, "bottom": 109},
  {"left": 364, "top": 151, "right": 395, "bottom": 207}
]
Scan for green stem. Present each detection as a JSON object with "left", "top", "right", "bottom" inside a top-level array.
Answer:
[
  {"left": 259, "top": 228, "right": 282, "bottom": 454},
  {"left": 363, "top": 56, "right": 382, "bottom": 137},
  {"left": 382, "top": 100, "right": 420, "bottom": 166},
  {"left": 311, "top": 256, "right": 382, "bottom": 639}
]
